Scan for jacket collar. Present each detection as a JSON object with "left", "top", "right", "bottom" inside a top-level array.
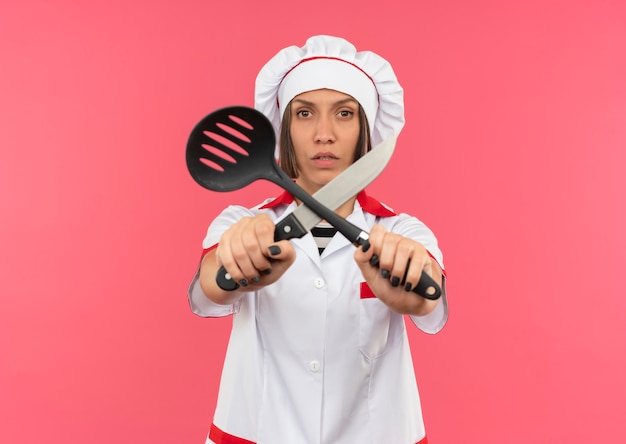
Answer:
[{"left": 259, "top": 190, "right": 396, "bottom": 217}]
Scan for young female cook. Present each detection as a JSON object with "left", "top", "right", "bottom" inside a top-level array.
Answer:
[{"left": 188, "top": 35, "right": 448, "bottom": 444}]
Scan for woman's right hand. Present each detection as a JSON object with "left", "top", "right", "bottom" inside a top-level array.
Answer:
[{"left": 199, "top": 214, "right": 296, "bottom": 304}]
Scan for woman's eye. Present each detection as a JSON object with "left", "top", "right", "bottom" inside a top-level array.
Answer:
[
  {"left": 297, "top": 110, "right": 310, "bottom": 117},
  {"left": 338, "top": 110, "right": 353, "bottom": 117}
]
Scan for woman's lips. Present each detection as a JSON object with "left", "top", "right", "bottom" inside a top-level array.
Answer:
[
  {"left": 313, "top": 152, "right": 338, "bottom": 160},
  {"left": 312, "top": 152, "right": 338, "bottom": 167}
]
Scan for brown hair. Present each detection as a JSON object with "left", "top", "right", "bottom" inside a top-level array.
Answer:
[{"left": 278, "top": 103, "right": 372, "bottom": 178}]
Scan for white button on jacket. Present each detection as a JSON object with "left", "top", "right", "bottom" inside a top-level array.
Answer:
[{"left": 309, "top": 360, "right": 321, "bottom": 372}]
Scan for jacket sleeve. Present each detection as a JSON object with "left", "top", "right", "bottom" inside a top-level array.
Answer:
[
  {"left": 388, "top": 213, "right": 449, "bottom": 334},
  {"left": 187, "top": 205, "right": 254, "bottom": 317}
]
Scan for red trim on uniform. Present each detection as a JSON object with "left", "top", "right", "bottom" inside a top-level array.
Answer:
[
  {"left": 427, "top": 250, "right": 447, "bottom": 278},
  {"left": 202, "top": 243, "right": 218, "bottom": 258},
  {"left": 357, "top": 191, "right": 396, "bottom": 217},
  {"left": 258, "top": 190, "right": 295, "bottom": 209},
  {"left": 360, "top": 282, "right": 376, "bottom": 299},
  {"left": 209, "top": 422, "right": 426, "bottom": 444},
  {"left": 258, "top": 190, "right": 396, "bottom": 217},
  {"left": 209, "top": 423, "right": 256, "bottom": 444}
]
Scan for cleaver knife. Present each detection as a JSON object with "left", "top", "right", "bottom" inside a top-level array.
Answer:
[{"left": 217, "top": 135, "right": 442, "bottom": 300}]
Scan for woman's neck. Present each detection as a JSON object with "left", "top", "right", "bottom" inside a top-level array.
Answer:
[{"left": 293, "top": 195, "right": 357, "bottom": 219}]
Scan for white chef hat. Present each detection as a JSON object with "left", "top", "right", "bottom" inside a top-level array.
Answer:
[{"left": 255, "top": 35, "right": 405, "bottom": 150}]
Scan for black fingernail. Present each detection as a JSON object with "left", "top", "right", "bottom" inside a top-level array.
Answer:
[
  {"left": 269, "top": 245, "right": 281, "bottom": 256},
  {"left": 239, "top": 279, "right": 249, "bottom": 287},
  {"left": 404, "top": 282, "right": 412, "bottom": 292},
  {"left": 391, "top": 276, "right": 400, "bottom": 287},
  {"left": 369, "top": 254, "right": 379, "bottom": 266},
  {"left": 261, "top": 268, "right": 272, "bottom": 275},
  {"left": 381, "top": 269, "right": 390, "bottom": 279},
  {"left": 251, "top": 276, "right": 260, "bottom": 283},
  {"left": 361, "top": 240, "right": 370, "bottom": 253}
]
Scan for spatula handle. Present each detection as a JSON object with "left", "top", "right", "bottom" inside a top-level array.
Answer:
[
  {"left": 414, "top": 271, "right": 442, "bottom": 300},
  {"left": 368, "top": 254, "right": 442, "bottom": 300}
]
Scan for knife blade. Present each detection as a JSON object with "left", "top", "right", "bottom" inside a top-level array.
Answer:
[
  {"left": 273, "top": 134, "right": 398, "bottom": 241},
  {"left": 217, "top": 134, "right": 442, "bottom": 300},
  {"left": 216, "top": 136, "right": 395, "bottom": 289}
]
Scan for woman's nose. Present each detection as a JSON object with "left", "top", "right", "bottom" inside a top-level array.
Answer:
[{"left": 314, "top": 117, "right": 335, "bottom": 143}]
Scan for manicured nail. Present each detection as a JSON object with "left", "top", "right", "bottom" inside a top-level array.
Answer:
[
  {"left": 404, "top": 282, "right": 412, "bottom": 292},
  {"left": 369, "top": 254, "right": 379, "bottom": 266},
  {"left": 261, "top": 268, "right": 272, "bottom": 275},
  {"left": 381, "top": 269, "right": 390, "bottom": 279},
  {"left": 251, "top": 276, "right": 260, "bottom": 284},
  {"left": 361, "top": 240, "right": 370, "bottom": 253},
  {"left": 268, "top": 245, "right": 281, "bottom": 256},
  {"left": 239, "top": 279, "right": 249, "bottom": 287},
  {"left": 391, "top": 276, "right": 400, "bottom": 287}
]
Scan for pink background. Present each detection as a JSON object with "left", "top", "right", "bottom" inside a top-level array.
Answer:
[{"left": 1, "top": 0, "right": 625, "bottom": 442}]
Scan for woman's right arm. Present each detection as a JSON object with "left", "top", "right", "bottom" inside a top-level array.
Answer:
[{"left": 198, "top": 214, "right": 296, "bottom": 305}]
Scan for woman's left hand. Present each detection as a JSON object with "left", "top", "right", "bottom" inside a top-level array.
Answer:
[{"left": 353, "top": 224, "right": 443, "bottom": 315}]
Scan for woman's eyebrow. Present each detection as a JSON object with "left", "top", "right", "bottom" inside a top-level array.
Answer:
[
  {"left": 292, "top": 97, "right": 358, "bottom": 107},
  {"left": 292, "top": 98, "right": 315, "bottom": 107},
  {"left": 334, "top": 98, "right": 359, "bottom": 106}
]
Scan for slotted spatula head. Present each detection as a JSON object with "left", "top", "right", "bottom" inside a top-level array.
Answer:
[{"left": 186, "top": 106, "right": 281, "bottom": 192}]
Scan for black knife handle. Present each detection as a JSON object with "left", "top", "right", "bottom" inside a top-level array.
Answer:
[
  {"left": 274, "top": 213, "right": 310, "bottom": 241},
  {"left": 216, "top": 267, "right": 240, "bottom": 291},
  {"left": 216, "top": 213, "right": 310, "bottom": 291}
]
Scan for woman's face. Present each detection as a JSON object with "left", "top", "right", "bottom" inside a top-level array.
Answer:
[{"left": 288, "top": 88, "right": 361, "bottom": 194}]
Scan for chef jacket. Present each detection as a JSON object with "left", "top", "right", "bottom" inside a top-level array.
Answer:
[{"left": 188, "top": 191, "right": 448, "bottom": 444}]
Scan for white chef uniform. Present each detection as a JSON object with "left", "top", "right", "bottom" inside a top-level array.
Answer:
[{"left": 188, "top": 191, "right": 448, "bottom": 444}]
